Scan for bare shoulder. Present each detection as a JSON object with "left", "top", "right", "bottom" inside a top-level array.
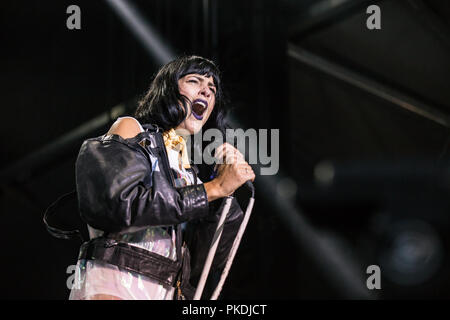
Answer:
[{"left": 107, "top": 117, "right": 143, "bottom": 139}]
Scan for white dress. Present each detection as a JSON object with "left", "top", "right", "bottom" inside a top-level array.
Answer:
[{"left": 69, "top": 117, "right": 198, "bottom": 300}]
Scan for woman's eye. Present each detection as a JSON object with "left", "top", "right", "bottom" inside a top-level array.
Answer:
[{"left": 188, "top": 79, "right": 198, "bottom": 83}]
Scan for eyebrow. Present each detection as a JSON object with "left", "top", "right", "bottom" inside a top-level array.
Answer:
[{"left": 189, "top": 75, "right": 216, "bottom": 89}]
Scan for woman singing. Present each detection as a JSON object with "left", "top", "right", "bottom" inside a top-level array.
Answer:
[{"left": 68, "top": 55, "right": 255, "bottom": 300}]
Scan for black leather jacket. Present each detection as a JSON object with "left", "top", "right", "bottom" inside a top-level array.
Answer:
[{"left": 75, "top": 123, "right": 244, "bottom": 298}]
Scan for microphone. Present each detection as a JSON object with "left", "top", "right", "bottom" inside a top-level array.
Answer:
[{"left": 244, "top": 180, "right": 255, "bottom": 198}]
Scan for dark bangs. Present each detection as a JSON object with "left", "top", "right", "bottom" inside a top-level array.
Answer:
[{"left": 178, "top": 57, "right": 221, "bottom": 92}]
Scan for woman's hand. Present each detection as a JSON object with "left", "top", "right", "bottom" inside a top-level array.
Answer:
[{"left": 204, "top": 143, "right": 255, "bottom": 201}]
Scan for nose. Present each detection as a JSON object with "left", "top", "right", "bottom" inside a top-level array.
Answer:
[{"left": 199, "top": 85, "right": 212, "bottom": 98}]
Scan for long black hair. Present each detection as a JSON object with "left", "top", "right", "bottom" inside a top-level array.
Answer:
[{"left": 135, "top": 55, "right": 229, "bottom": 136}]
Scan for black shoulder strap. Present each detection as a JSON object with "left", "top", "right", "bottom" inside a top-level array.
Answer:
[
  {"left": 141, "top": 123, "right": 160, "bottom": 133},
  {"left": 43, "top": 190, "right": 85, "bottom": 242}
]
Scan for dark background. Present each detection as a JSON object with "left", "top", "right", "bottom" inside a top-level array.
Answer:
[{"left": 1, "top": 0, "right": 450, "bottom": 299}]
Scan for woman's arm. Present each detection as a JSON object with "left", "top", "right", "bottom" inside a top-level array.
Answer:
[
  {"left": 77, "top": 118, "right": 254, "bottom": 233},
  {"left": 76, "top": 118, "right": 210, "bottom": 232},
  {"left": 109, "top": 118, "right": 228, "bottom": 203}
]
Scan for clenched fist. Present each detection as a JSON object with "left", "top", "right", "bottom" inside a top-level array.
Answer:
[{"left": 204, "top": 143, "right": 255, "bottom": 201}]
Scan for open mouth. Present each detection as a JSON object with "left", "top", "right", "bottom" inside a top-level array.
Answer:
[{"left": 192, "top": 99, "right": 208, "bottom": 120}]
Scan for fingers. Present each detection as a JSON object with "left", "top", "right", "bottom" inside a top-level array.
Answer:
[
  {"left": 238, "top": 163, "right": 256, "bottom": 182},
  {"left": 214, "top": 161, "right": 256, "bottom": 197},
  {"left": 214, "top": 143, "right": 256, "bottom": 193},
  {"left": 215, "top": 143, "right": 245, "bottom": 164}
]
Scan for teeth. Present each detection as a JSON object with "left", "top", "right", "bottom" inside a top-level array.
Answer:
[
  {"left": 194, "top": 100, "right": 206, "bottom": 107},
  {"left": 195, "top": 101, "right": 207, "bottom": 108}
]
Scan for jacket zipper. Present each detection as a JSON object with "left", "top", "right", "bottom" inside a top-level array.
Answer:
[{"left": 156, "top": 132, "right": 176, "bottom": 188}]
